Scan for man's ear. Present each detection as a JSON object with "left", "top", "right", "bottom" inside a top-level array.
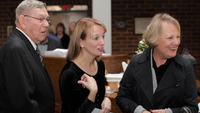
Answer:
[{"left": 18, "top": 15, "right": 26, "bottom": 29}]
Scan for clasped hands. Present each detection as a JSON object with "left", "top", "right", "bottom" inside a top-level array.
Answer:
[{"left": 143, "top": 109, "right": 166, "bottom": 113}]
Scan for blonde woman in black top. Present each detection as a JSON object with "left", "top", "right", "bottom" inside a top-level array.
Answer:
[{"left": 59, "top": 17, "right": 111, "bottom": 113}]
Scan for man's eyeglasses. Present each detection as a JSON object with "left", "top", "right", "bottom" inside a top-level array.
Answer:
[{"left": 24, "top": 15, "right": 50, "bottom": 23}]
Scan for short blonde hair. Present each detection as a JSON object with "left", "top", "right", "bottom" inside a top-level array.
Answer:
[
  {"left": 66, "top": 17, "right": 107, "bottom": 62},
  {"left": 143, "top": 13, "right": 181, "bottom": 48}
]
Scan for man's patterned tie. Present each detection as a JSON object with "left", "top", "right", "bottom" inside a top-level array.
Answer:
[{"left": 36, "top": 46, "right": 44, "bottom": 66}]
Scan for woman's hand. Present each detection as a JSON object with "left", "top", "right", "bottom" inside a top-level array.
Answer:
[
  {"left": 151, "top": 109, "right": 166, "bottom": 113},
  {"left": 78, "top": 74, "right": 97, "bottom": 91},
  {"left": 101, "top": 97, "right": 111, "bottom": 113},
  {"left": 78, "top": 74, "right": 98, "bottom": 102}
]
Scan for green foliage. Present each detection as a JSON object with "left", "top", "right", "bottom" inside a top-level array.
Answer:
[{"left": 135, "top": 39, "right": 148, "bottom": 54}]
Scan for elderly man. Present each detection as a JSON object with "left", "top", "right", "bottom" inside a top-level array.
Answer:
[{"left": 0, "top": 0, "right": 55, "bottom": 113}]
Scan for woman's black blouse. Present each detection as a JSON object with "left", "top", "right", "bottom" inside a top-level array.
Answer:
[{"left": 59, "top": 60, "right": 106, "bottom": 113}]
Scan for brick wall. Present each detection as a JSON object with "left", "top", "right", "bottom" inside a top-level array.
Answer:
[{"left": 1, "top": 0, "right": 200, "bottom": 77}]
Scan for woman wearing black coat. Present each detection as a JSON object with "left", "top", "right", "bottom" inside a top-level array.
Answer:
[{"left": 116, "top": 13, "right": 198, "bottom": 113}]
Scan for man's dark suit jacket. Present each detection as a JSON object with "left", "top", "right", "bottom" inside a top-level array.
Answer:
[{"left": 0, "top": 28, "right": 55, "bottom": 113}]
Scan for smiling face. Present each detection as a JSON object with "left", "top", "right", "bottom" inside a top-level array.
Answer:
[
  {"left": 80, "top": 25, "right": 105, "bottom": 57},
  {"left": 22, "top": 7, "right": 49, "bottom": 44},
  {"left": 154, "top": 21, "right": 181, "bottom": 59}
]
